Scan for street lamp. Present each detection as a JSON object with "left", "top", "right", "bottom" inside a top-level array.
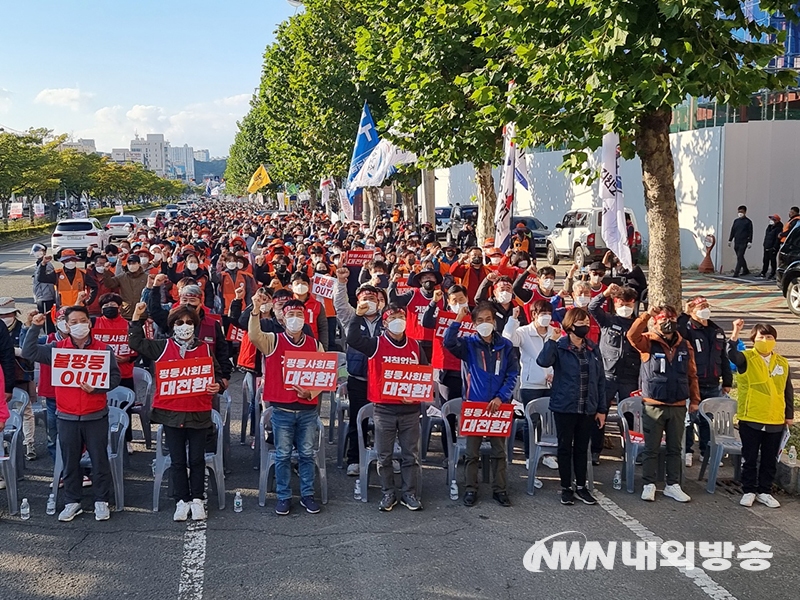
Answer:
[{"left": 287, "top": 1, "right": 303, "bottom": 6}]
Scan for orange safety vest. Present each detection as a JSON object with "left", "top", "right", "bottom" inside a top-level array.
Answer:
[
  {"left": 221, "top": 270, "right": 254, "bottom": 314},
  {"left": 56, "top": 268, "right": 86, "bottom": 307}
]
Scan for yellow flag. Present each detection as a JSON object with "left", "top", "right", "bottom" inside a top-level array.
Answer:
[{"left": 247, "top": 165, "right": 271, "bottom": 193}]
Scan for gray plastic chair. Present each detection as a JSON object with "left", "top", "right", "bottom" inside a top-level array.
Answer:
[
  {"left": 420, "top": 387, "right": 443, "bottom": 462},
  {"left": 9, "top": 388, "right": 29, "bottom": 473},
  {"left": 32, "top": 364, "right": 48, "bottom": 428},
  {"left": 219, "top": 391, "right": 232, "bottom": 472},
  {"left": 334, "top": 382, "right": 350, "bottom": 468},
  {"left": 241, "top": 372, "right": 256, "bottom": 444},
  {"left": 132, "top": 367, "right": 153, "bottom": 448},
  {"left": 440, "top": 398, "right": 491, "bottom": 497},
  {"left": 0, "top": 412, "right": 23, "bottom": 514},
  {"left": 51, "top": 406, "right": 129, "bottom": 511},
  {"left": 257, "top": 406, "right": 328, "bottom": 506},
  {"left": 152, "top": 409, "right": 225, "bottom": 511},
  {"left": 327, "top": 352, "right": 348, "bottom": 444},
  {"left": 526, "top": 397, "right": 594, "bottom": 495},
  {"left": 107, "top": 387, "right": 135, "bottom": 412},
  {"left": 698, "top": 397, "right": 742, "bottom": 493}
]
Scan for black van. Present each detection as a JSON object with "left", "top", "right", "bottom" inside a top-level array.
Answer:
[{"left": 777, "top": 222, "right": 800, "bottom": 315}]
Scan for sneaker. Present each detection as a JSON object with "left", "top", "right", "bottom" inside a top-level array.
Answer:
[
  {"left": 685, "top": 453, "right": 693, "bottom": 468},
  {"left": 663, "top": 484, "right": 691, "bottom": 503},
  {"left": 25, "top": 444, "right": 37, "bottom": 461},
  {"left": 543, "top": 456, "right": 558, "bottom": 470},
  {"left": 378, "top": 492, "right": 397, "bottom": 512},
  {"left": 190, "top": 498, "right": 207, "bottom": 520},
  {"left": 275, "top": 498, "right": 291, "bottom": 515},
  {"left": 400, "top": 493, "right": 423, "bottom": 511},
  {"left": 82, "top": 475, "right": 92, "bottom": 488},
  {"left": 463, "top": 491, "right": 477, "bottom": 507},
  {"left": 534, "top": 478, "right": 543, "bottom": 489},
  {"left": 575, "top": 487, "right": 597, "bottom": 505},
  {"left": 756, "top": 493, "right": 781, "bottom": 508},
  {"left": 493, "top": 491, "right": 511, "bottom": 507},
  {"left": 346, "top": 463, "right": 360, "bottom": 476},
  {"left": 740, "top": 493, "right": 756, "bottom": 507},
  {"left": 94, "top": 501, "right": 110, "bottom": 521},
  {"left": 58, "top": 502, "right": 83, "bottom": 522},
  {"left": 392, "top": 459, "right": 401, "bottom": 474},
  {"left": 173, "top": 500, "right": 191, "bottom": 521},
  {"left": 525, "top": 458, "right": 530, "bottom": 470},
  {"left": 591, "top": 452, "right": 600, "bottom": 466},
  {"left": 300, "top": 496, "right": 321, "bottom": 514},
  {"left": 49, "top": 478, "right": 64, "bottom": 489},
  {"left": 641, "top": 483, "right": 656, "bottom": 502},
  {"left": 126, "top": 442, "right": 134, "bottom": 455},
  {"left": 560, "top": 488, "right": 575, "bottom": 505}
]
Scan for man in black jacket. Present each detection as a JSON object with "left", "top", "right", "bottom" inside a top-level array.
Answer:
[
  {"left": 759, "top": 214, "right": 782, "bottom": 280},
  {"left": 728, "top": 205, "right": 753, "bottom": 277}
]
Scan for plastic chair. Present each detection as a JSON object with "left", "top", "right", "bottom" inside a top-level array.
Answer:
[
  {"left": 107, "top": 387, "right": 135, "bottom": 412},
  {"left": 257, "top": 406, "right": 328, "bottom": 506},
  {"left": 32, "top": 364, "right": 48, "bottom": 428},
  {"left": 219, "top": 391, "right": 232, "bottom": 472},
  {"left": 0, "top": 412, "right": 23, "bottom": 514},
  {"left": 526, "top": 397, "right": 594, "bottom": 495},
  {"left": 152, "top": 410, "right": 225, "bottom": 511},
  {"left": 440, "top": 398, "right": 492, "bottom": 496},
  {"left": 698, "top": 397, "right": 742, "bottom": 493},
  {"left": 334, "top": 382, "right": 350, "bottom": 468},
  {"left": 132, "top": 367, "right": 153, "bottom": 448},
  {"left": 9, "top": 388, "right": 29, "bottom": 473},
  {"left": 327, "top": 352, "right": 348, "bottom": 444},
  {"left": 420, "top": 387, "right": 443, "bottom": 462},
  {"left": 241, "top": 372, "right": 256, "bottom": 444},
  {"left": 51, "top": 406, "right": 129, "bottom": 511},
  {"left": 507, "top": 411, "right": 525, "bottom": 465}
]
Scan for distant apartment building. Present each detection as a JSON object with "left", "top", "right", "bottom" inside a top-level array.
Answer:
[
  {"left": 59, "top": 138, "right": 96, "bottom": 154},
  {"left": 168, "top": 144, "right": 195, "bottom": 182},
  {"left": 193, "top": 149, "right": 210, "bottom": 162},
  {"left": 111, "top": 148, "right": 144, "bottom": 165},
  {"left": 131, "top": 133, "right": 167, "bottom": 177}
]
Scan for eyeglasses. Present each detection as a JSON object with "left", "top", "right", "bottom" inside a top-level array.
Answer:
[{"left": 173, "top": 320, "right": 194, "bottom": 326}]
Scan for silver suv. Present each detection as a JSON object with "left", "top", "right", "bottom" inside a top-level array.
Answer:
[{"left": 546, "top": 208, "right": 642, "bottom": 268}]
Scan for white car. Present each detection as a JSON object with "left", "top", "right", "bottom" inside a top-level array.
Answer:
[
  {"left": 51, "top": 218, "right": 109, "bottom": 258},
  {"left": 104, "top": 215, "right": 138, "bottom": 240}
]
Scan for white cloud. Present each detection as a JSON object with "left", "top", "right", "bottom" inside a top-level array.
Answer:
[
  {"left": 0, "top": 88, "right": 11, "bottom": 114},
  {"left": 0, "top": 88, "right": 12, "bottom": 99},
  {"left": 34, "top": 87, "right": 94, "bottom": 111}
]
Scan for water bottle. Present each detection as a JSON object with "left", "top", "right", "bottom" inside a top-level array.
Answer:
[
  {"left": 613, "top": 470, "right": 622, "bottom": 491},
  {"left": 20, "top": 498, "right": 30, "bottom": 520},
  {"left": 788, "top": 446, "right": 797, "bottom": 467},
  {"left": 46, "top": 494, "right": 56, "bottom": 515},
  {"left": 353, "top": 478, "right": 362, "bottom": 501},
  {"left": 449, "top": 479, "right": 459, "bottom": 501},
  {"left": 233, "top": 492, "right": 243, "bottom": 513}
]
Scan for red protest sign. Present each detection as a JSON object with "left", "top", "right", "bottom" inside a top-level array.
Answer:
[
  {"left": 92, "top": 328, "right": 133, "bottom": 357},
  {"left": 51, "top": 348, "right": 111, "bottom": 389},
  {"left": 226, "top": 325, "right": 245, "bottom": 343},
  {"left": 155, "top": 357, "right": 215, "bottom": 398},
  {"left": 311, "top": 274, "right": 335, "bottom": 300},
  {"left": 432, "top": 311, "right": 476, "bottom": 370},
  {"left": 521, "top": 274, "right": 538, "bottom": 291},
  {"left": 380, "top": 363, "right": 435, "bottom": 403},
  {"left": 283, "top": 351, "right": 339, "bottom": 391},
  {"left": 459, "top": 402, "right": 514, "bottom": 437},
  {"left": 395, "top": 276, "right": 411, "bottom": 296},
  {"left": 345, "top": 249, "right": 374, "bottom": 267}
]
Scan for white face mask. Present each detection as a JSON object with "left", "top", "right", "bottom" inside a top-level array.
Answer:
[
  {"left": 387, "top": 319, "right": 406, "bottom": 335},
  {"left": 450, "top": 303, "right": 468, "bottom": 314},
  {"left": 173, "top": 323, "right": 195, "bottom": 340},
  {"left": 237, "top": 263, "right": 245, "bottom": 270},
  {"left": 226, "top": 262, "right": 238, "bottom": 271},
  {"left": 95, "top": 265, "right": 105, "bottom": 274},
  {"left": 496, "top": 291, "right": 512, "bottom": 304},
  {"left": 140, "top": 257, "right": 149, "bottom": 266},
  {"left": 69, "top": 322, "right": 90, "bottom": 339},
  {"left": 365, "top": 301, "right": 377, "bottom": 315},
  {"left": 541, "top": 278, "right": 554, "bottom": 290},
  {"left": 128, "top": 263, "right": 140, "bottom": 273},
  {"left": 186, "top": 262, "right": 199, "bottom": 270},
  {"left": 153, "top": 253, "right": 163, "bottom": 261},
  {"left": 259, "top": 303, "right": 270, "bottom": 313},
  {"left": 293, "top": 283, "right": 309, "bottom": 295},
  {"left": 535, "top": 314, "right": 552, "bottom": 328},
  {"left": 490, "top": 257, "right": 502, "bottom": 265},
  {"left": 476, "top": 322, "right": 494, "bottom": 337},
  {"left": 57, "top": 320, "right": 70, "bottom": 334},
  {"left": 574, "top": 296, "right": 590, "bottom": 308},
  {"left": 518, "top": 261, "right": 528, "bottom": 268},
  {"left": 285, "top": 316, "right": 305, "bottom": 333},
  {"left": 34, "top": 251, "right": 44, "bottom": 259},
  {"left": 590, "top": 274, "right": 601, "bottom": 284},
  {"left": 63, "top": 261, "right": 77, "bottom": 270},
  {"left": 738, "top": 212, "right": 745, "bottom": 218},
  {"left": 616, "top": 305, "right": 634, "bottom": 318},
  {"left": 1, "top": 316, "right": 15, "bottom": 327},
  {"left": 695, "top": 308, "right": 711, "bottom": 320}
]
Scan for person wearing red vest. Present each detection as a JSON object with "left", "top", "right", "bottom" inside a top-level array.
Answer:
[
  {"left": 217, "top": 256, "right": 256, "bottom": 314},
  {"left": 388, "top": 268, "right": 443, "bottom": 365},
  {"left": 248, "top": 293, "right": 324, "bottom": 517},
  {"left": 23, "top": 306, "right": 121, "bottom": 523},
  {"left": 36, "top": 309, "right": 70, "bottom": 461},
  {"left": 448, "top": 247, "right": 489, "bottom": 306},
  {"left": 289, "top": 272, "right": 328, "bottom": 350},
  {"left": 129, "top": 302, "right": 222, "bottom": 522},
  {"left": 85, "top": 255, "right": 113, "bottom": 317},
  {"left": 346, "top": 303, "right": 426, "bottom": 512}
]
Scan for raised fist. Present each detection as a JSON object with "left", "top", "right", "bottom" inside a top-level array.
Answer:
[
  {"left": 336, "top": 267, "right": 350, "bottom": 283},
  {"left": 132, "top": 302, "right": 148, "bottom": 320},
  {"left": 31, "top": 313, "right": 46, "bottom": 327},
  {"left": 154, "top": 273, "right": 169, "bottom": 287}
]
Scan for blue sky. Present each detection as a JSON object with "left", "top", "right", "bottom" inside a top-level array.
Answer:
[{"left": 0, "top": 0, "right": 298, "bottom": 156}]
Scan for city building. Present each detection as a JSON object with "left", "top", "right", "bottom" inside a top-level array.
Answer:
[
  {"left": 168, "top": 144, "right": 195, "bottom": 182},
  {"left": 59, "top": 138, "right": 96, "bottom": 154},
  {"left": 111, "top": 148, "right": 144, "bottom": 165},
  {"left": 131, "top": 133, "right": 167, "bottom": 177},
  {"left": 193, "top": 149, "right": 210, "bottom": 162}
]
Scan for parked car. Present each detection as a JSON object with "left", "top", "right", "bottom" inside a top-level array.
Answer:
[
  {"left": 443, "top": 204, "right": 479, "bottom": 245},
  {"left": 105, "top": 215, "right": 138, "bottom": 240},
  {"left": 777, "top": 221, "right": 800, "bottom": 315},
  {"left": 51, "top": 218, "right": 109, "bottom": 258},
  {"left": 546, "top": 208, "right": 642, "bottom": 268},
  {"left": 435, "top": 206, "right": 452, "bottom": 238},
  {"left": 511, "top": 216, "right": 549, "bottom": 256},
  {"left": 146, "top": 209, "right": 176, "bottom": 227}
]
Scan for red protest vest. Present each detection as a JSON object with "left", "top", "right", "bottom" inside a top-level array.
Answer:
[
  {"left": 432, "top": 311, "right": 474, "bottom": 371},
  {"left": 406, "top": 290, "right": 441, "bottom": 342},
  {"left": 198, "top": 314, "right": 218, "bottom": 352},
  {"left": 300, "top": 294, "right": 322, "bottom": 339},
  {"left": 523, "top": 287, "right": 561, "bottom": 322},
  {"left": 237, "top": 331, "right": 258, "bottom": 372},
  {"left": 262, "top": 332, "right": 320, "bottom": 406},
  {"left": 153, "top": 339, "right": 214, "bottom": 412},
  {"left": 38, "top": 332, "right": 59, "bottom": 398},
  {"left": 94, "top": 315, "right": 136, "bottom": 379},
  {"left": 367, "top": 334, "right": 421, "bottom": 405},
  {"left": 53, "top": 336, "right": 110, "bottom": 416}
]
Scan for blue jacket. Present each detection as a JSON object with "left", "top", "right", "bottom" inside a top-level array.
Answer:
[
  {"left": 443, "top": 322, "right": 519, "bottom": 403},
  {"left": 536, "top": 337, "right": 607, "bottom": 414}
]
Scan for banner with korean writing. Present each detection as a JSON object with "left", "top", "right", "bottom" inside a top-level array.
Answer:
[
  {"left": 155, "top": 357, "right": 215, "bottom": 398},
  {"left": 381, "top": 363, "right": 435, "bottom": 403},
  {"left": 33, "top": 203, "right": 46, "bottom": 217},
  {"left": 226, "top": 325, "right": 245, "bottom": 343},
  {"left": 432, "top": 311, "right": 477, "bottom": 370},
  {"left": 459, "top": 402, "right": 514, "bottom": 437},
  {"left": 51, "top": 348, "right": 111, "bottom": 389},
  {"left": 283, "top": 351, "right": 339, "bottom": 391},
  {"left": 395, "top": 276, "right": 411, "bottom": 296},
  {"left": 311, "top": 274, "right": 335, "bottom": 300},
  {"left": 92, "top": 328, "right": 133, "bottom": 358},
  {"left": 345, "top": 249, "right": 374, "bottom": 267},
  {"left": 9, "top": 203, "right": 23, "bottom": 219},
  {"left": 521, "top": 274, "right": 538, "bottom": 291}
]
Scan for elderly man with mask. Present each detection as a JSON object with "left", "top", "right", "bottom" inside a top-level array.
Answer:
[
  {"left": 475, "top": 272, "right": 528, "bottom": 333},
  {"left": 102, "top": 253, "right": 148, "bottom": 320}
]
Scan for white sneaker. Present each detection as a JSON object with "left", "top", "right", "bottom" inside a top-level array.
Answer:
[
  {"left": 173, "top": 500, "right": 191, "bottom": 521},
  {"left": 346, "top": 463, "right": 359, "bottom": 476},
  {"left": 393, "top": 459, "right": 401, "bottom": 474},
  {"left": 685, "top": 454, "right": 693, "bottom": 467},
  {"left": 126, "top": 442, "right": 134, "bottom": 455},
  {"left": 740, "top": 493, "right": 756, "bottom": 507},
  {"left": 190, "top": 498, "right": 207, "bottom": 521},
  {"left": 94, "top": 501, "right": 110, "bottom": 521},
  {"left": 525, "top": 458, "right": 530, "bottom": 470},
  {"left": 543, "top": 456, "right": 558, "bottom": 470},
  {"left": 756, "top": 493, "right": 780, "bottom": 508},
  {"left": 663, "top": 484, "right": 691, "bottom": 503},
  {"left": 641, "top": 484, "right": 656, "bottom": 502},
  {"left": 58, "top": 502, "right": 83, "bottom": 522},
  {"left": 534, "top": 478, "right": 543, "bottom": 489}
]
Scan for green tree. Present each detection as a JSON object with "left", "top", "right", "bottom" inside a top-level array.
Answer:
[{"left": 225, "top": 96, "right": 271, "bottom": 195}]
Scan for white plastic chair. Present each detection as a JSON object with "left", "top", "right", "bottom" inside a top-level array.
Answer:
[
  {"left": 0, "top": 412, "right": 23, "bottom": 514},
  {"left": 440, "top": 398, "right": 491, "bottom": 497},
  {"left": 698, "top": 397, "right": 742, "bottom": 493},
  {"left": 9, "top": 388, "right": 29, "bottom": 473},
  {"left": 132, "top": 367, "right": 153, "bottom": 448},
  {"left": 241, "top": 372, "right": 256, "bottom": 444},
  {"left": 107, "top": 387, "right": 135, "bottom": 412}
]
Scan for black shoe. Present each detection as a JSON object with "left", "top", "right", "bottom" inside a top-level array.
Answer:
[
  {"left": 560, "top": 488, "right": 575, "bottom": 505},
  {"left": 492, "top": 491, "right": 511, "bottom": 507},
  {"left": 591, "top": 452, "right": 601, "bottom": 466},
  {"left": 463, "top": 491, "right": 477, "bottom": 507},
  {"left": 575, "top": 487, "right": 597, "bottom": 505}
]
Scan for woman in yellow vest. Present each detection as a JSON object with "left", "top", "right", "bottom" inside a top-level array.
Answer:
[{"left": 729, "top": 319, "right": 794, "bottom": 509}]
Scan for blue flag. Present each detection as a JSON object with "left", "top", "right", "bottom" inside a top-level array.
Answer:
[
  {"left": 347, "top": 102, "right": 380, "bottom": 206},
  {"left": 205, "top": 179, "right": 212, "bottom": 196}
]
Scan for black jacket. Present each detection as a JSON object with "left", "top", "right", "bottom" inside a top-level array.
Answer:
[
  {"left": 588, "top": 294, "right": 640, "bottom": 382},
  {"left": 677, "top": 314, "right": 733, "bottom": 389},
  {"left": 729, "top": 216, "right": 753, "bottom": 246},
  {"left": 763, "top": 222, "right": 782, "bottom": 251}
]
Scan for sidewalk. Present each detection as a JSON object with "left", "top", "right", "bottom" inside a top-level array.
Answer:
[{"left": 681, "top": 270, "right": 786, "bottom": 313}]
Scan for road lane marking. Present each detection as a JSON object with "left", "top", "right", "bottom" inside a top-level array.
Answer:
[{"left": 178, "top": 520, "right": 207, "bottom": 600}]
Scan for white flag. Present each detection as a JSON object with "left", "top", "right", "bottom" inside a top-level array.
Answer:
[
  {"left": 495, "top": 122, "right": 516, "bottom": 252},
  {"left": 349, "top": 138, "right": 417, "bottom": 190},
  {"left": 600, "top": 132, "right": 632, "bottom": 271}
]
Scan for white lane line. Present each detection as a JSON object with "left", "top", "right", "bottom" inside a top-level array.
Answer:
[
  {"left": 595, "top": 491, "right": 738, "bottom": 600},
  {"left": 178, "top": 521, "right": 208, "bottom": 600}
]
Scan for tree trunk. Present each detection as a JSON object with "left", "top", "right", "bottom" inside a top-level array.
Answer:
[
  {"left": 475, "top": 162, "right": 497, "bottom": 246},
  {"left": 364, "top": 187, "right": 381, "bottom": 228},
  {"left": 401, "top": 189, "right": 416, "bottom": 224},
  {"left": 308, "top": 186, "right": 318, "bottom": 210},
  {"left": 636, "top": 109, "right": 681, "bottom": 308}
]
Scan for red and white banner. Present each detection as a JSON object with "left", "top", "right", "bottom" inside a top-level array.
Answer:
[
  {"left": 381, "top": 363, "right": 435, "bottom": 402},
  {"left": 521, "top": 274, "right": 538, "bottom": 291},
  {"left": 51, "top": 348, "right": 111, "bottom": 389},
  {"left": 345, "top": 249, "right": 374, "bottom": 267},
  {"left": 9, "top": 203, "right": 23, "bottom": 219},
  {"left": 395, "top": 276, "right": 411, "bottom": 296},
  {"left": 311, "top": 274, "right": 336, "bottom": 300},
  {"left": 33, "top": 203, "right": 46, "bottom": 218},
  {"left": 283, "top": 351, "right": 339, "bottom": 391},
  {"left": 459, "top": 402, "right": 514, "bottom": 437},
  {"left": 155, "top": 357, "right": 215, "bottom": 398},
  {"left": 226, "top": 325, "right": 245, "bottom": 343},
  {"left": 92, "top": 329, "right": 133, "bottom": 358}
]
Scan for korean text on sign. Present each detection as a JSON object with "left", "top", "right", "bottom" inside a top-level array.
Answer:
[
  {"left": 381, "top": 364, "right": 434, "bottom": 403},
  {"left": 521, "top": 274, "right": 538, "bottom": 291},
  {"left": 155, "top": 357, "right": 215, "bottom": 398},
  {"left": 345, "top": 249, "right": 374, "bottom": 267},
  {"left": 395, "top": 276, "right": 411, "bottom": 296},
  {"left": 51, "top": 348, "right": 111, "bottom": 389},
  {"left": 226, "top": 326, "right": 245, "bottom": 343},
  {"left": 311, "top": 274, "right": 336, "bottom": 300},
  {"left": 92, "top": 329, "right": 132, "bottom": 357},
  {"left": 459, "top": 402, "right": 514, "bottom": 437},
  {"left": 283, "top": 351, "right": 339, "bottom": 391}
]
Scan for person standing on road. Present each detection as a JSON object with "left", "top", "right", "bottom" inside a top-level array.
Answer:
[
  {"left": 37, "top": 249, "right": 97, "bottom": 309},
  {"left": 759, "top": 214, "right": 783, "bottom": 280},
  {"left": 779, "top": 206, "right": 800, "bottom": 243},
  {"left": 728, "top": 205, "right": 753, "bottom": 277},
  {"left": 31, "top": 243, "right": 56, "bottom": 333},
  {"left": 103, "top": 253, "right": 148, "bottom": 319},
  {"left": 2, "top": 298, "right": 36, "bottom": 460},
  {"left": 728, "top": 319, "right": 793, "bottom": 509}
]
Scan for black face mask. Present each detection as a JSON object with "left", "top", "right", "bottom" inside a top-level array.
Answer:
[
  {"left": 421, "top": 281, "right": 436, "bottom": 292},
  {"left": 570, "top": 325, "right": 590, "bottom": 339},
  {"left": 471, "top": 257, "right": 483, "bottom": 266},
  {"left": 101, "top": 306, "right": 119, "bottom": 319},
  {"left": 660, "top": 321, "right": 676, "bottom": 335},
  {"left": 275, "top": 264, "right": 287, "bottom": 273},
  {"left": 445, "top": 252, "right": 456, "bottom": 259}
]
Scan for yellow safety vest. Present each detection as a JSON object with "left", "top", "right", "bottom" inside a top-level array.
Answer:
[{"left": 736, "top": 349, "right": 789, "bottom": 426}]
